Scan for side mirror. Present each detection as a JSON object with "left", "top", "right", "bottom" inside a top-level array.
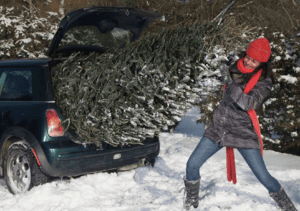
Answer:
[{"left": 97, "top": 19, "right": 117, "bottom": 33}]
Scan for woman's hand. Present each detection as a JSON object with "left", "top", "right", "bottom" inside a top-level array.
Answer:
[
  {"left": 225, "top": 82, "right": 253, "bottom": 111},
  {"left": 226, "top": 82, "right": 241, "bottom": 92},
  {"left": 220, "top": 63, "right": 232, "bottom": 84}
]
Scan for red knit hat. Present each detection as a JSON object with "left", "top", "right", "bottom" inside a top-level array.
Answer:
[{"left": 246, "top": 37, "right": 271, "bottom": 63}]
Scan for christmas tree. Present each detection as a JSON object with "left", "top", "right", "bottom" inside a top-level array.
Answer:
[{"left": 52, "top": 21, "right": 231, "bottom": 147}]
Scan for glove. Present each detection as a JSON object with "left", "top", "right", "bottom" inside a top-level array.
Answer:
[
  {"left": 220, "top": 63, "right": 233, "bottom": 84},
  {"left": 226, "top": 82, "right": 253, "bottom": 111},
  {"left": 226, "top": 82, "right": 242, "bottom": 94}
]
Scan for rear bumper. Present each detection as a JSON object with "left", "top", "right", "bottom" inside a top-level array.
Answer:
[{"left": 33, "top": 137, "right": 160, "bottom": 178}]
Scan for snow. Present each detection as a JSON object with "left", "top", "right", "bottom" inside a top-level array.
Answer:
[
  {"left": 15, "top": 38, "right": 32, "bottom": 44},
  {"left": 291, "top": 132, "right": 298, "bottom": 137},
  {"left": 274, "top": 56, "right": 281, "bottom": 61},
  {"left": 278, "top": 74, "right": 298, "bottom": 83},
  {"left": 0, "top": 14, "right": 14, "bottom": 27},
  {"left": 0, "top": 107, "right": 299, "bottom": 211},
  {"left": 294, "top": 67, "right": 300, "bottom": 73},
  {"left": 46, "top": 12, "right": 59, "bottom": 17}
]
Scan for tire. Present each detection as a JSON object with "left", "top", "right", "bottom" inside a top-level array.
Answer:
[{"left": 4, "top": 144, "right": 49, "bottom": 194}]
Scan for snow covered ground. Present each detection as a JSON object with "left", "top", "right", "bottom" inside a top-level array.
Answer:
[{"left": 0, "top": 107, "right": 299, "bottom": 211}]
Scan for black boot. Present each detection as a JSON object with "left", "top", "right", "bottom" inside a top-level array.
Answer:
[
  {"left": 269, "top": 186, "right": 298, "bottom": 211},
  {"left": 183, "top": 176, "right": 200, "bottom": 210}
]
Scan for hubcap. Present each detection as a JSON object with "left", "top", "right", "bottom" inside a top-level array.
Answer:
[{"left": 7, "top": 152, "right": 31, "bottom": 193}]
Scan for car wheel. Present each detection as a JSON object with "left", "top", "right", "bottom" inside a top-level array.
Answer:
[{"left": 4, "top": 143, "right": 49, "bottom": 194}]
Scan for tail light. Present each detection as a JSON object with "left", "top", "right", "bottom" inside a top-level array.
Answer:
[{"left": 46, "top": 110, "right": 64, "bottom": 136}]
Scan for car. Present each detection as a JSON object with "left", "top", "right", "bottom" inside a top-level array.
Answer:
[{"left": 0, "top": 6, "right": 161, "bottom": 194}]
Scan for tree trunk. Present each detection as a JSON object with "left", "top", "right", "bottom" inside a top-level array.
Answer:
[
  {"left": 28, "top": 0, "right": 33, "bottom": 16},
  {"left": 59, "top": 0, "right": 65, "bottom": 16}
]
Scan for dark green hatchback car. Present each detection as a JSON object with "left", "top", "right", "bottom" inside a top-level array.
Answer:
[{"left": 0, "top": 7, "right": 161, "bottom": 194}]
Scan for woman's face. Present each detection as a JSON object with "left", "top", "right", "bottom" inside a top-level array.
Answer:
[{"left": 244, "top": 55, "right": 261, "bottom": 69}]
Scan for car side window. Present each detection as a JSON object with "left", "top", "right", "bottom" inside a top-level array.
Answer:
[
  {"left": 0, "top": 70, "right": 33, "bottom": 101},
  {"left": 59, "top": 25, "right": 133, "bottom": 49}
]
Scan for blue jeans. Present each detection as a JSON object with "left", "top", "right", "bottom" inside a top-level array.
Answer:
[{"left": 186, "top": 136, "right": 281, "bottom": 193}]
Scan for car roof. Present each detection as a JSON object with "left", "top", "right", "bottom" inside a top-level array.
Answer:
[{"left": 0, "top": 58, "right": 52, "bottom": 67}]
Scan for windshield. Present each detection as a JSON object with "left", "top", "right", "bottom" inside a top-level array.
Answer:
[{"left": 58, "top": 25, "right": 133, "bottom": 49}]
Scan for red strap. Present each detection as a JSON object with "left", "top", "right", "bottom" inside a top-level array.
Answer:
[
  {"left": 248, "top": 110, "right": 264, "bottom": 156},
  {"left": 226, "top": 147, "right": 236, "bottom": 184},
  {"left": 245, "top": 68, "right": 264, "bottom": 157},
  {"left": 244, "top": 69, "right": 263, "bottom": 94},
  {"left": 224, "top": 69, "right": 263, "bottom": 184}
]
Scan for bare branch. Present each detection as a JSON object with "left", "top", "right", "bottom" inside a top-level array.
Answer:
[
  {"left": 280, "top": 0, "right": 296, "bottom": 29},
  {"left": 236, "top": 1, "right": 253, "bottom": 8}
]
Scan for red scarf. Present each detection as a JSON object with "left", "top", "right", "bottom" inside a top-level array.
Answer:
[{"left": 224, "top": 58, "right": 264, "bottom": 184}]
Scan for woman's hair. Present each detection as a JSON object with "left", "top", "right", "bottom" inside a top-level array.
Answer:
[{"left": 237, "top": 51, "right": 275, "bottom": 83}]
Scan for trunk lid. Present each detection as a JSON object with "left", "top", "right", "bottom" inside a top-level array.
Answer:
[{"left": 48, "top": 7, "right": 161, "bottom": 57}]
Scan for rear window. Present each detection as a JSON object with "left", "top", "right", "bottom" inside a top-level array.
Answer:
[
  {"left": 0, "top": 69, "right": 33, "bottom": 101},
  {"left": 58, "top": 25, "right": 133, "bottom": 49}
]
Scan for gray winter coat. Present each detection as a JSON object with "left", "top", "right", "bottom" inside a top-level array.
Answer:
[{"left": 203, "top": 63, "right": 272, "bottom": 149}]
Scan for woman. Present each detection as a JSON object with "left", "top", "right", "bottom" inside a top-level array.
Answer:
[{"left": 183, "top": 38, "right": 298, "bottom": 211}]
